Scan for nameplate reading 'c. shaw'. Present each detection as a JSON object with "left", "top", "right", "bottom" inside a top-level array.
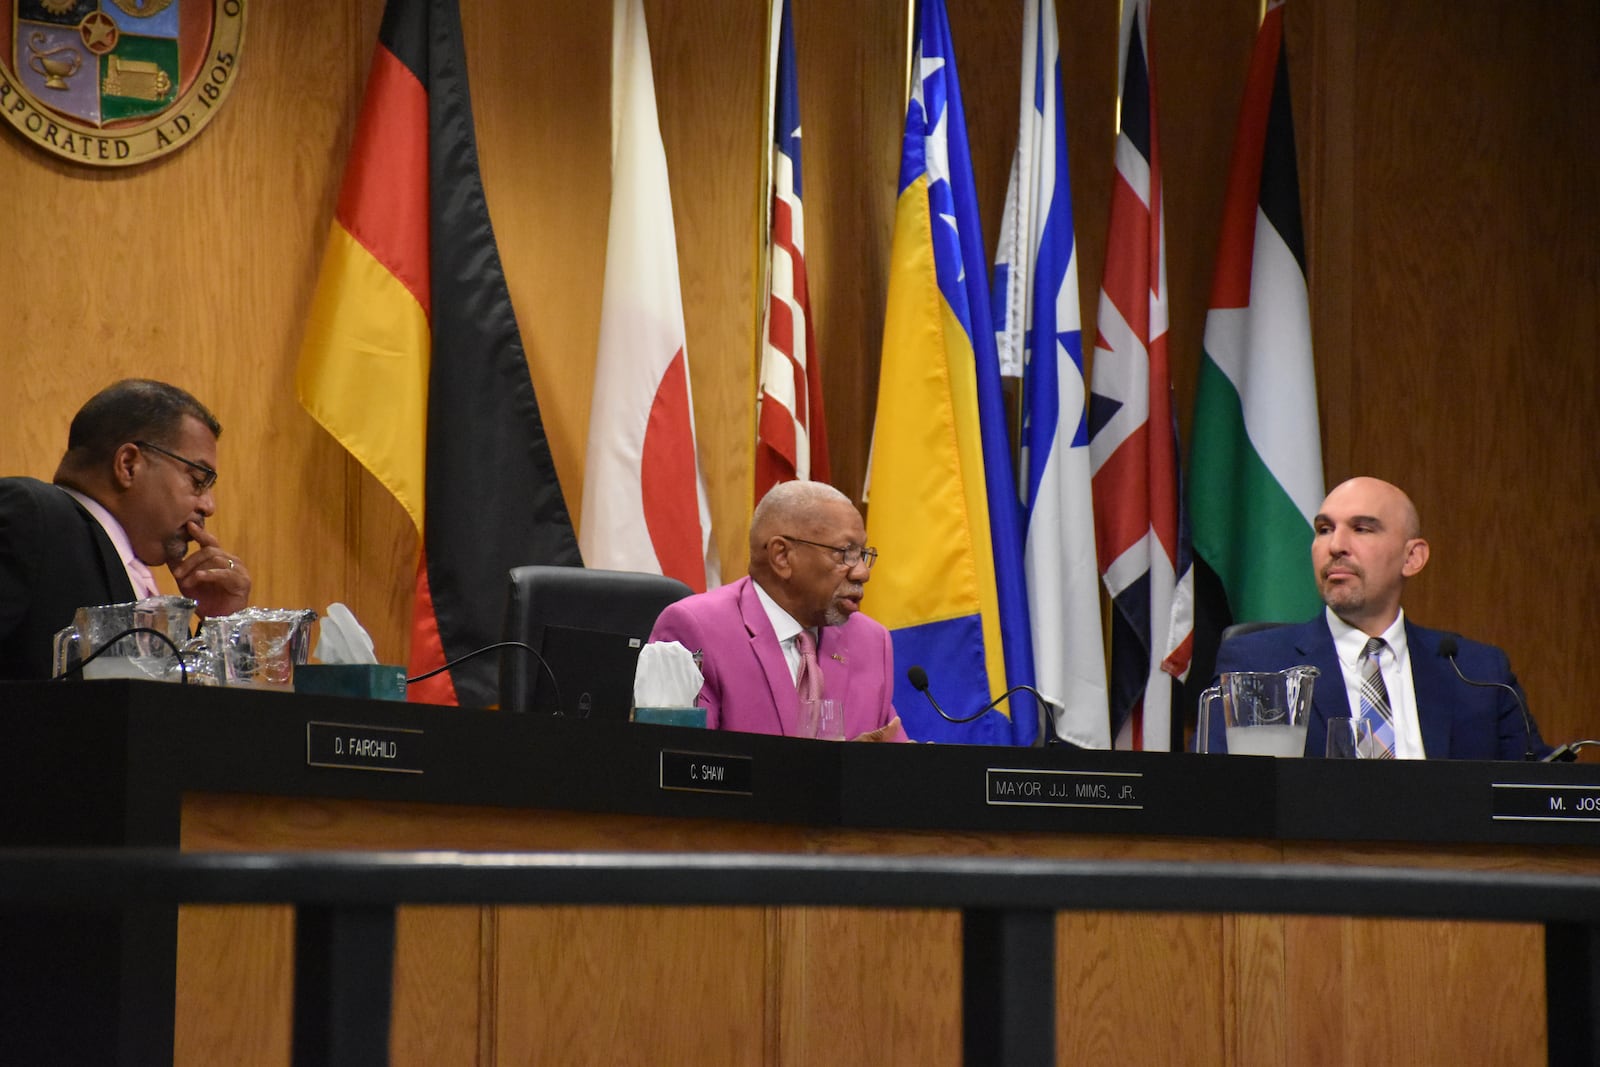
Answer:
[
  {"left": 307, "top": 721, "right": 423, "bottom": 775},
  {"left": 986, "top": 767, "right": 1143, "bottom": 810},
  {"left": 1492, "top": 782, "right": 1600, "bottom": 823},
  {"left": 660, "top": 750, "right": 753, "bottom": 796}
]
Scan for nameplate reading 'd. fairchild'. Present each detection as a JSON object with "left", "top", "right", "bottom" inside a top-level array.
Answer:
[
  {"left": 986, "top": 767, "right": 1143, "bottom": 810},
  {"left": 307, "top": 721, "right": 423, "bottom": 775},
  {"left": 1492, "top": 782, "right": 1600, "bottom": 824},
  {"left": 660, "top": 750, "right": 753, "bottom": 796}
]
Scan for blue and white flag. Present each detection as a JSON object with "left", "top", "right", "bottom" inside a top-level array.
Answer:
[{"left": 992, "top": 0, "right": 1109, "bottom": 746}]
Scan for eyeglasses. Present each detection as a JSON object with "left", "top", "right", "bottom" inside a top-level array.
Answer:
[
  {"left": 780, "top": 534, "right": 878, "bottom": 570},
  {"left": 133, "top": 440, "right": 218, "bottom": 493}
]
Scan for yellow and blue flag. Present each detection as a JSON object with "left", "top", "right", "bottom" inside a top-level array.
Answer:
[{"left": 863, "top": 0, "right": 1035, "bottom": 744}]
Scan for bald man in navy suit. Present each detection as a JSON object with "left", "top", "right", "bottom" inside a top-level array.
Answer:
[{"left": 1206, "top": 477, "right": 1548, "bottom": 760}]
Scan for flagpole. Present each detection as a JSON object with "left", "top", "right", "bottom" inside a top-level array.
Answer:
[
  {"left": 751, "top": 0, "right": 780, "bottom": 508},
  {"left": 903, "top": 0, "right": 916, "bottom": 108}
]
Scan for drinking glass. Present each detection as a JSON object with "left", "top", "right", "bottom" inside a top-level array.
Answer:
[{"left": 1325, "top": 716, "right": 1377, "bottom": 759}]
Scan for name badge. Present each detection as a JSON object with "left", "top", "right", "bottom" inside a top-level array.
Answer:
[
  {"left": 986, "top": 767, "right": 1143, "bottom": 809},
  {"left": 307, "top": 721, "right": 424, "bottom": 774},
  {"left": 1492, "top": 782, "right": 1600, "bottom": 823},
  {"left": 660, "top": 749, "right": 753, "bottom": 795}
]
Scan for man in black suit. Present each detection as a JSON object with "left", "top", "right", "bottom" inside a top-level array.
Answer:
[
  {"left": 0, "top": 379, "right": 252, "bottom": 680},
  {"left": 1206, "top": 476, "right": 1548, "bottom": 760}
]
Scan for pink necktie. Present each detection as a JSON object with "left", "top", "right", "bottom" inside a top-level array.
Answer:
[
  {"left": 794, "top": 629, "right": 823, "bottom": 704},
  {"left": 127, "top": 557, "right": 160, "bottom": 599}
]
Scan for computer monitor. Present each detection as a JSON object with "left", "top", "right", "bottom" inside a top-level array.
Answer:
[{"left": 517, "top": 622, "right": 644, "bottom": 720}]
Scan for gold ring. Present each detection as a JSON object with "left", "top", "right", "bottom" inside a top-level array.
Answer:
[{"left": 227, "top": 558, "right": 235, "bottom": 569}]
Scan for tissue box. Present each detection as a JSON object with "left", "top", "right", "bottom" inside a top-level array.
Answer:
[
  {"left": 294, "top": 664, "right": 408, "bottom": 702},
  {"left": 631, "top": 706, "right": 707, "bottom": 728}
]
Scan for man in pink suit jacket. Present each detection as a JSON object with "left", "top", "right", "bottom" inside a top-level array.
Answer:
[{"left": 648, "top": 481, "right": 906, "bottom": 741}]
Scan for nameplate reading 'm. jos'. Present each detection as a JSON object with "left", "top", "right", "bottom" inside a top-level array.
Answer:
[
  {"left": 660, "top": 750, "right": 753, "bottom": 796},
  {"left": 307, "top": 721, "right": 424, "bottom": 775},
  {"left": 986, "top": 768, "right": 1143, "bottom": 810},
  {"left": 1492, "top": 782, "right": 1600, "bottom": 823}
]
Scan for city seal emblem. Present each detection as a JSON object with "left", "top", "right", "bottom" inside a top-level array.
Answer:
[{"left": 1, "top": 0, "right": 245, "bottom": 167}]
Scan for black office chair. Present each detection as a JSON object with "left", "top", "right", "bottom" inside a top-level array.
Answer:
[
  {"left": 498, "top": 565, "right": 693, "bottom": 714},
  {"left": 1218, "top": 620, "right": 1289, "bottom": 647}
]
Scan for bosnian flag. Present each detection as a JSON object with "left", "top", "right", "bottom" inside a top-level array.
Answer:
[
  {"left": 863, "top": 0, "right": 1035, "bottom": 744},
  {"left": 1187, "top": 0, "right": 1323, "bottom": 676},
  {"left": 1087, "top": 0, "right": 1193, "bottom": 751},
  {"left": 993, "top": 0, "right": 1108, "bottom": 747},
  {"left": 580, "top": 0, "right": 718, "bottom": 592},
  {"left": 754, "top": 0, "right": 830, "bottom": 501}
]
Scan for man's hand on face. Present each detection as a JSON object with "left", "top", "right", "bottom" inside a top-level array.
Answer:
[{"left": 169, "top": 520, "right": 250, "bottom": 618}]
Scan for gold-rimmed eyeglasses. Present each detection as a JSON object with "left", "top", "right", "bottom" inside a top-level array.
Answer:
[{"left": 780, "top": 534, "right": 878, "bottom": 570}]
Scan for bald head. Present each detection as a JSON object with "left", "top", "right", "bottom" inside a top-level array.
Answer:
[
  {"left": 748, "top": 480, "right": 871, "bottom": 628},
  {"left": 1329, "top": 477, "right": 1422, "bottom": 538},
  {"left": 749, "top": 480, "right": 855, "bottom": 557},
  {"left": 1311, "top": 476, "right": 1430, "bottom": 634}
]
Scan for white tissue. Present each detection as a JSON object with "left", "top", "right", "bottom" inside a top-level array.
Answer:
[
  {"left": 633, "top": 640, "right": 704, "bottom": 708},
  {"left": 314, "top": 602, "right": 378, "bottom": 664}
]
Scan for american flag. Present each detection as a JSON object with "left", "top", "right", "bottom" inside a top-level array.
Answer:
[
  {"left": 1088, "top": 0, "right": 1193, "bottom": 751},
  {"left": 754, "top": 0, "right": 829, "bottom": 499}
]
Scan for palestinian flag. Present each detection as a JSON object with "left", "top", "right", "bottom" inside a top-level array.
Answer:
[
  {"left": 296, "top": 0, "right": 580, "bottom": 708},
  {"left": 1186, "top": 0, "right": 1323, "bottom": 694}
]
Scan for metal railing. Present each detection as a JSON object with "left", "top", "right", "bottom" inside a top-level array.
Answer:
[{"left": 2, "top": 849, "right": 1597, "bottom": 1066}]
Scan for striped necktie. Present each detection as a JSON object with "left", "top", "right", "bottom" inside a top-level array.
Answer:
[{"left": 1360, "top": 637, "right": 1397, "bottom": 759}]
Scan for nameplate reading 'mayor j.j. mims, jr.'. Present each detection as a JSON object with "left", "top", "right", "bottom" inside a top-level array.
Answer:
[
  {"left": 660, "top": 750, "right": 754, "bottom": 796},
  {"left": 986, "top": 767, "right": 1143, "bottom": 810},
  {"left": 306, "top": 721, "right": 424, "bottom": 774}
]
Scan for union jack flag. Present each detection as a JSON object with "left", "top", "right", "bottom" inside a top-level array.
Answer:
[
  {"left": 1088, "top": 0, "right": 1193, "bottom": 751},
  {"left": 755, "top": 0, "right": 829, "bottom": 499}
]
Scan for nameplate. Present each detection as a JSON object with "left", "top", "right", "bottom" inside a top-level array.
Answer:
[
  {"left": 660, "top": 749, "right": 753, "bottom": 796},
  {"left": 306, "top": 721, "right": 424, "bottom": 774},
  {"left": 986, "top": 767, "right": 1143, "bottom": 810},
  {"left": 1491, "top": 782, "right": 1600, "bottom": 823}
]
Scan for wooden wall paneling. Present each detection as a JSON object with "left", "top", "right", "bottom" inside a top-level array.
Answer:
[
  {"left": 391, "top": 907, "right": 488, "bottom": 1067},
  {"left": 647, "top": 0, "right": 767, "bottom": 575},
  {"left": 1338, "top": 0, "right": 1600, "bottom": 750},
  {"left": 461, "top": 0, "right": 610, "bottom": 537},
  {"left": 774, "top": 908, "right": 961, "bottom": 1067},
  {"left": 1148, "top": 0, "right": 1262, "bottom": 439},
  {"left": 1056, "top": 912, "right": 1231, "bottom": 1064},
  {"left": 792, "top": 0, "right": 906, "bottom": 507},
  {"left": 173, "top": 905, "right": 294, "bottom": 1067},
  {"left": 1227, "top": 913, "right": 1289, "bottom": 1066},
  {"left": 1295, "top": 0, "right": 1356, "bottom": 487},
  {"left": 492, "top": 905, "right": 770, "bottom": 1066}
]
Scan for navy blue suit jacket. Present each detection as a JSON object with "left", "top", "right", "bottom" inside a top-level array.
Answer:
[
  {"left": 1207, "top": 615, "right": 1548, "bottom": 760},
  {"left": 0, "top": 477, "right": 135, "bottom": 681}
]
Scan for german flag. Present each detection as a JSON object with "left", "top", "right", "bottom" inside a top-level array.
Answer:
[{"left": 296, "top": 0, "right": 580, "bottom": 707}]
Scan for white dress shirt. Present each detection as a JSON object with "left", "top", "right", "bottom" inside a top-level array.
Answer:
[
  {"left": 1325, "top": 607, "right": 1426, "bottom": 759},
  {"left": 752, "top": 580, "right": 816, "bottom": 687},
  {"left": 59, "top": 486, "right": 160, "bottom": 599}
]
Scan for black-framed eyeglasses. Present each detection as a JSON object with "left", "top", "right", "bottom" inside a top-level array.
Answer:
[
  {"left": 133, "top": 440, "right": 218, "bottom": 493},
  {"left": 780, "top": 534, "right": 878, "bottom": 570}
]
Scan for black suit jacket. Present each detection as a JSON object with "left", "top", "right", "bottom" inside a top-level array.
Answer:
[
  {"left": 0, "top": 477, "right": 136, "bottom": 681},
  {"left": 1207, "top": 614, "right": 1548, "bottom": 760}
]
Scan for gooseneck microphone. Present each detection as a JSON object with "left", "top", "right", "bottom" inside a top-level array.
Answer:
[
  {"left": 1539, "top": 740, "right": 1600, "bottom": 764},
  {"left": 907, "top": 666, "right": 1068, "bottom": 748},
  {"left": 1437, "top": 634, "right": 1535, "bottom": 761}
]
